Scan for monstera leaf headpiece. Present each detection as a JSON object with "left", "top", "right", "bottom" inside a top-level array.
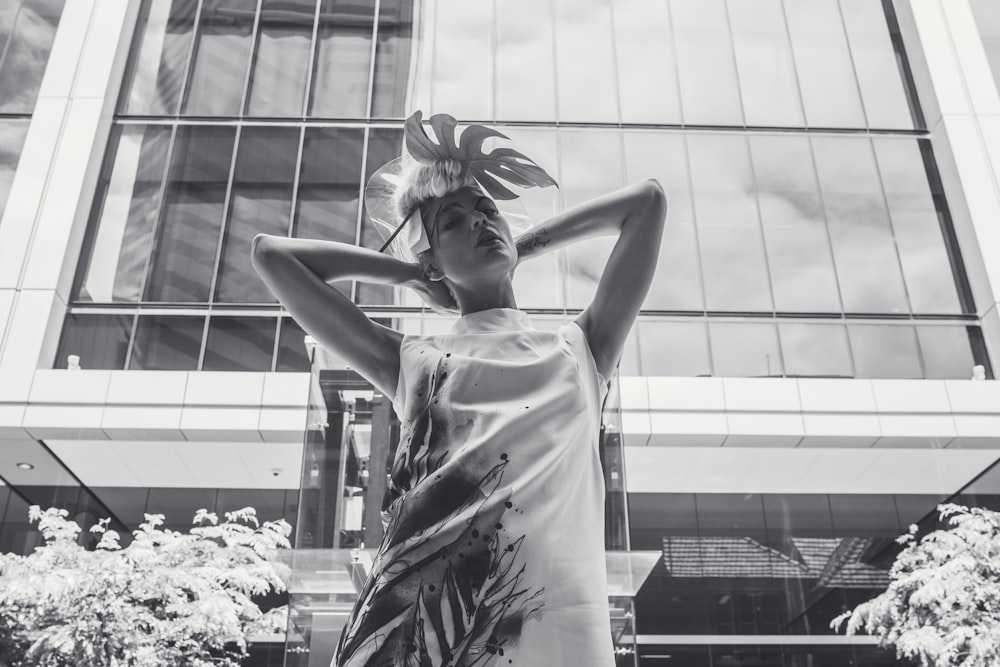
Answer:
[{"left": 365, "top": 111, "right": 558, "bottom": 261}]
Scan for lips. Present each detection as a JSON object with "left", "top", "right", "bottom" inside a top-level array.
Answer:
[{"left": 476, "top": 229, "right": 503, "bottom": 247}]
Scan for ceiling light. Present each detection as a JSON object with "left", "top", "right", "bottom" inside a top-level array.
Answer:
[{"left": 16, "top": 462, "right": 34, "bottom": 470}]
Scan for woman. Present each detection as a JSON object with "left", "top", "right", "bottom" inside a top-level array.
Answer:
[{"left": 252, "top": 112, "right": 666, "bottom": 667}]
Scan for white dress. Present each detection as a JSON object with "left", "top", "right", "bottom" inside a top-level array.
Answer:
[{"left": 333, "top": 308, "right": 614, "bottom": 667}]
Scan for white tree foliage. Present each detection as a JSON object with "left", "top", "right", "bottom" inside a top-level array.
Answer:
[
  {"left": 0, "top": 505, "right": 292, "bottom": 667},
  {"left": 831, "top": 504, "right": 1000, "bottom": 667}
]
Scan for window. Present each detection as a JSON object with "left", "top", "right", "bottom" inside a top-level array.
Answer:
[
  {"left": 216, "top": 126, "right": 299, "bottom": 303},
  {"left": 0, "top": 120, "right": 28, "bottom": 222},
  {"left": 0, "top": 0, "right": 65, "bottom": 114},
  {"left": 246, "top": 0, "right": 314, "bottom": 117}
]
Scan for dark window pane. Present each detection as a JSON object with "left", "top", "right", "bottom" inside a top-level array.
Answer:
[
  {"left": 55, "top": 313, "right": 133, "bottom": 370},
  {"left": 840, "top": 0, "right": 913, "bottom": 130},
  {"left": 813, "top": 136, "right": 909, "bottom": 313},
  {"left": 216, "top": 488, "right": 289, "bottom": 523},
  {"left": 203, "top": 316, "right": 276, "bottom": 371},
  {"left": 916, "top": 325, "right": 976, "bottom": 380},
  {"left": 750, "top": 135, "right": 841, "bottom": 312},
  {"left": 216, "top": 126, "right": 298, "bottom": 303},
  {"left": 77, "top": 125, "right": 172, "bottom": 303},
  {"left": 0, "top": 0, "right": 65, "bottom": 114},
  {"left": 628, "top": 493, "right": 699, "bottom": 549},
  {"left": 637, "top": 321, "right": 711, "bottom": 377},
  {"left": 371, "top": 0, "right": 412, "bottom": 118},
  {"left": 671, "top": 0, "right": 743, "bottom": 125},
  {"left": 762, "top": 494, "right": 836, "bottom": 540},
  {"left": 779, "top": 323, "right": 852, "bottom": 378},
  {"left": 874, "top": 139, "right": 963, "bottom": 314},
  {"left": 848, "top": 324, "right": 921, "bottom": 379},
  {"left": 276, "top": 317, "right": 310, "bottom": 372},
  {"left": 785, "top": 0, "right": 865, "bottom": 128},
  {"left": 182, "top": 0, "right": 255, "bottom": 116},
  {"left": 696, "top": 494, "right": 768, "bottom": 539},
  {"left": 145, "top": 487, "right": 218, "bottom": 533},
  {"left": 688, "top": 134, "right": 772, "bottom": 312},
  {"left": 709, "top": 321, "right": 783, "bottom": 377},
  {"left": 129, "top": 315, "right": 204, "bottom": 370},
  {"left": 308, "top": 0, "right": 374, "bottom": 117},
  {"left": 121, "top": 0, "right": 197, "bottom": 115},
  {"left": 145, "top": 126, "right": 236, "bottom": 302},
  {"left": 246, "top": 0, "right": 313, "bottom": 117},
  {"left": 0, "top": 491, "right": 42, "bottom": 555},
  {"left": 91, "top": 487, "right": 151, "bottom": 530},
  {"left": 828, "top": 494, "right": 901, "bottom": 538},
  {"left": 728, "top": 0, "right": 803, "bottom": 127},
  {"left": 0, "top": 120, "right": 28, "bottom": 222}
]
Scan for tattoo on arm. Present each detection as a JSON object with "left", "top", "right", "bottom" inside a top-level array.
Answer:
[{"left": 515, "top": 229, "right": 552, "bottom": 258}]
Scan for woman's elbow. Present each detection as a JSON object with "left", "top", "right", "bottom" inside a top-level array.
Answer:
[
  {"left": 638, "top": 178, "right": 667, "bottom": 222},
  {"left": 250, "top": 234, "right": 285, "bottom": 273}
]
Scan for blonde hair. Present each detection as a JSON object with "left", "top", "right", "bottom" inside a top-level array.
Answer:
[{"left": 393, "top": 156, "right": 478, "bottom": 222}]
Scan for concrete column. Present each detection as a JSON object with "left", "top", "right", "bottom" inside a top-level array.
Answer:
[
  {"left": 0, "top": 0, "right": 139, "bottom": 402},
  {"left": 903, "top": 0, "right": 1000, "bottom": 370}
]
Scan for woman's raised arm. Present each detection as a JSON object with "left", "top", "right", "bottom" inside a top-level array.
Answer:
[
  {"left": 514, "top": 179, "right": 667, "bottom": 378},
  {"left": 250, "top": 235, "right": 454, "bottom": 398}
]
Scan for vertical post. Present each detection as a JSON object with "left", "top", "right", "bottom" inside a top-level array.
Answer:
[{"left": 363, "top": 394, "right": 392, "bottom": 547}]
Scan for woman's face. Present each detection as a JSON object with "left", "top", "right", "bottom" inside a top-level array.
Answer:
[{"left": 422, "top": 186, "right": 516, "bottom": 285}]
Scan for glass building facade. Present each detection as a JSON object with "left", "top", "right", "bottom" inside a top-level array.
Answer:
[{"left": 0, "top": 0, "right": 997, "bottom": 666}]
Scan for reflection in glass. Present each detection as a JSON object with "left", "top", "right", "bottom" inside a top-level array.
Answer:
[
  {"left": 688, "top": 134, "right": 772, "bottom": 312},
  {"left": 624, "top": 132, "right": 702, "bottom": 310},
  {"left": 727, "top": 0, "right": 803, "bottom": 128},
  {"left": 671, "top": 0, "right": 743, "bottom": 126},
  {"left": 637, "top": 321, "right": 710, "bottom": 376},
  {"left": 276, "top": 317, "right": 310, "bottom": 371},
  {"left": 182, "top": 0, "right": 255, "bottom": 116},
  {"left": 357, "top": 128, "right": 402, "bottom": 305},
  {"left": 614, "top": 0, "right": 681, "bottom": 124},
  {"left": 554, "top": 0, "right": 617, "bottom": 123},
  {"left": 203, "top": 316, "right": 276, "bottom": 371},
  {"left": 971, "top": 0, "right": 1000, "bottom": 93},
  {"left": 55, "top": 313, "right": 133, "bottom": 370},
  {"left": 812, "top": 136, "right": 909, "bottom": 313},
  {"left": 560, "top": 130, "right": 623, "bottom": 308},
  {"left": 309, "top": 0, "right": 374, "bottom": 118},
  {"left": 145, "top": 126, "right": 236, "bottom": 302},
  {"left": 0, "top": 120, "right": 28, "bottom": 222},
  {"left": 848, "top": 324, "right": 921, "bottom": 379},
  {"left": 750, "top": 135, "right": 840, "bottom": 312},
  {"left": 784, "top": 0, "right": 865, "bottom": 128},
  {"left": 779, "top": 323, "right": 852, "bottom": 378},
  {"left": 129, "top": 315, "right": 204, "bottom": 370},
  {"left": 840, "top": 0, "right": 914, "bottom": 130},
  {"left": 425, "top": 0, "right": 492, "bottom": 119},
  {"left": 0, "top": 0, "right": 65, "bottom": 114},
  {"left": 371, "top": 0, "right": 412, "bottom": 118},
  {"left": 874, "top": 139, "right": 963, "bottom": 314},
  {"left": 121, "top": 0, "right": 197, "bottom": 115},
  {"left": 77, "top": 125, "right": 171, "bottom": 303},
  {"left": 495, "top": 0, "right": 557, "bottom": 121},
  {"left": 709, "top": 321, "right": 782, "bottom": 377},
  {"left": 216, "top": 126, "right": 298, "bottom": 303},
  {"left": 246, "top": 0, "right": 314, "bottom": 117},
  {"left": 916, "top": 325, "right": 975, "bottom": 380}
]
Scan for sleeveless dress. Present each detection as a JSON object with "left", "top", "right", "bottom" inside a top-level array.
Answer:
[{"left": 332, "top": 308, "right": 614, "bottom": 667}]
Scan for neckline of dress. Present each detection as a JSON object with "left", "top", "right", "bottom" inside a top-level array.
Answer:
[{"left": 451, "top": 307, "right": 533, "bottom": 335}]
